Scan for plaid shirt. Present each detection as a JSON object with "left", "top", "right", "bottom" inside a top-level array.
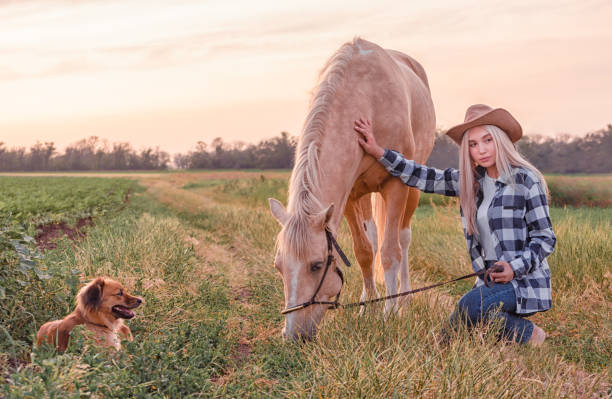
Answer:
[{"left": 379, "top": 149, "right": 556, "bottom": 314}]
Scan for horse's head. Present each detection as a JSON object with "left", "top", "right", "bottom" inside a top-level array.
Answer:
[{"left": 269, "top": 198, "right": 344, "bottom": 341}]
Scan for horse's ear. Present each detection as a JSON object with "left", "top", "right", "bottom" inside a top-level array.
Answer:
[
  {"left": 269, "top": 198, "right": 288, "bottom": 226},
  {"left": 321, "top": 203, "right": 334, "bottom": 228}
]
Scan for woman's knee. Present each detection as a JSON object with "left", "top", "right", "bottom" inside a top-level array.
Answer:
[{"left": 457, "top": 293, "right": 482, "bottom": 323}]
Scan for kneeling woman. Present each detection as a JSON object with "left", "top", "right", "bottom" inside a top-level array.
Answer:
[{"left": 354, "top": 104, "right": 556, "bottom": 345}]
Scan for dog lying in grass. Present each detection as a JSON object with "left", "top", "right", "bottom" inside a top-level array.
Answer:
[{"left": 37, "top": 277, "right": 143, "bottom": 352}]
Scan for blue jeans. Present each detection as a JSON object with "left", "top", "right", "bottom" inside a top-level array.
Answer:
[{"left": 448, "top": 282, "right": 534, "bottom": 344}]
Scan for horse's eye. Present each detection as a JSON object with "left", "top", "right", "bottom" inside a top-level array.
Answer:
[{"left": 310, "top": 262, "right": 323, "bottom": 272}]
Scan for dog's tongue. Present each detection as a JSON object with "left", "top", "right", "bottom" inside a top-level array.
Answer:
[{"left": 112, "top": 305, "right": 135, "bottom": 319}]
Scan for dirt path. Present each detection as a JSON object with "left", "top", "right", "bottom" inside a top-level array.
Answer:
[{"left": 138, "top": 174, "right": 279, "bottom": 386}]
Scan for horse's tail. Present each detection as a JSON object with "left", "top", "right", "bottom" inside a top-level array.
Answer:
[{"left": 372, "top": 192, "right": 386, "bottom": 284}]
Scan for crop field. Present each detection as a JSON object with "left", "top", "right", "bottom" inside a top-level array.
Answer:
[
  {"left": 0, "top": 172, "right": 610, "bottom": 398},
  {"left": 0, "top": 177, "right": 134, "bottom": 228}
]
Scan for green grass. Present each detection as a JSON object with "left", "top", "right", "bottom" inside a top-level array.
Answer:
[
  {"left": 0, "top": 177, "right": 137, "bottom": 363},
  {"left": 0, "top": 176, "right": 135, "bottom": 228},
  {"left": 186, "top": 175, "right": 289, "bottom": 208},
  {"left": 2, "top": 193, "right": 235, "bottom": 398},
  {"left": 1, "top": 173, "right": 610, "bottom": 398},
  {"left": 185, "top": 172, "right": 612, "bottom": 210},
  {"left": 174, "top": 175, "right": 610, "bottom": 396},
  {"left": 546, "top": 175, "right": 612, "bottom": 207},
  {"left": 194, "top": 174, "right": 611, "bottom": 384},
  {"left": 182, "top": 179, "right": 225, "bottom": 190},
  {"left": 407, "top": 204, "right": 612, "bottom": 374}
]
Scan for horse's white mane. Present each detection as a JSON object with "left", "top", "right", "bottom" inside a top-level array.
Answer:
[{"left": 278, "top": 38, "right": 359, "bottom": 258}]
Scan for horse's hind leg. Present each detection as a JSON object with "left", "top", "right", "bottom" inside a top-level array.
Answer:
[
  {"left": 398, "top": 187, "right": 420, "bottom": 307},
  {"left": 344, "top": 195, "right": 379, "bottom": 314}
]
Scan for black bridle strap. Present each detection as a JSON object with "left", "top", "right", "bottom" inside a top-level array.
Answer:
[
  {"left": 309, "top": 237, "right": 333, "bottom": 304},
  {"left": 281, "top": 228, "right": 348, "bottom": 315},
  {"left": 326, "top": 228, "right": 351, "bottom": 268}
]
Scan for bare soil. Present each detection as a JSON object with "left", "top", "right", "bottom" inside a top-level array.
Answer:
[{"left": 35, "top": 217, "right": 93, "bottom": 250}]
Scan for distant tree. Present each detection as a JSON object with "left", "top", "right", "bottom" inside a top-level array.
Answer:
[
  {"left": 426, "top": 132, "right": 459, "bottom": 169},
  {"left": 517, "top": 125, "right": 612, "bottom": 173},
  {"left": 27, "top": 142, "right": 55, "bottom": 171},
  {"left": 185, "top": 141, "right": 211, "bottom": 169},
  {"left": 109, "top": 142, "right": 132, "bottom": 170},
  {"left": 254, "top": 131, "right": 296, "bottom": 169},
  {"left": 175, "top": 132, "right": 297, "bottom": 170},
  {"left": 173, "top": 153, "right": 190, "bottom": 169},
  {"left": 0, "top": 136, "right": 170, "bottom": 171},
  {"left": 0, "top": 146, "right": 27, "bottom": 171},
  {"left": 132, "top": 147, "right": 169, "bottom": 170}
]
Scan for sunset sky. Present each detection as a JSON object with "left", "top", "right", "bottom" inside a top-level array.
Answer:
[{"left": 1, "top": 0, "right": 611, "bottom": 155}]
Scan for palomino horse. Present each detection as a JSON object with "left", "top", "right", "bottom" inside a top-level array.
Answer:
[{"left": 269, "top": 38, "right": 435, "bottom": 340}]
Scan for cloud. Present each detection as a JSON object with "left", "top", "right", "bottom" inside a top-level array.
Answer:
[
  {"left": 1, "top": 0, "right": 610, "bottom": 141},
  {"left": 0, "top": 1, "right": 394, "bottom": 81}
]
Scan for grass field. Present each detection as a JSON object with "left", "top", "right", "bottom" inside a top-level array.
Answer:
[
  {"left": 1, "top": 172, "right": 610, "bottom": 398},
  {"left": 0, "top": 177, "right": 134, "bottom": 228}
]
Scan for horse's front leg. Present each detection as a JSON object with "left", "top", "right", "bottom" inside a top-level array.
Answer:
[
  {"left": 379, "top": 179, "right": 410, "bottom": 315},
  {"left": 344, "top": 195, "right": 379, "bottom": 315}
]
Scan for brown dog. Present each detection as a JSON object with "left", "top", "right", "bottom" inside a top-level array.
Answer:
[{"left": 37, "top": 277, "right": 143, "bottom": 352}]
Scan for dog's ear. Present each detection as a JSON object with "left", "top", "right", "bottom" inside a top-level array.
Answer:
[{"left": 82, "top": 278, "right": 105, "bottom": 310}]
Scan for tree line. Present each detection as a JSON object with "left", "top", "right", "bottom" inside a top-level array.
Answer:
[
  {"left": 427, "top": 124, "right": 612, "bottom": 173},
  {"left": 174, "top": 132, "right": 295, "bottom": 170},
  {"left": 0, "top": 137, "right": 169, "bottom": 171},
  {"left": 1, "top": 125, "right": 610, "bottom": 173}
]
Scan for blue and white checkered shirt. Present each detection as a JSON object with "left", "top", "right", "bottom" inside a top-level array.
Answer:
[{"left": 379, "top": 149, "right": 556, "bottom": 314}]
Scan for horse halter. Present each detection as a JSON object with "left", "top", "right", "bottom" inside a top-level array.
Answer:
[{"left": 281, "top": 227, "right": 351, "bottom": 315}]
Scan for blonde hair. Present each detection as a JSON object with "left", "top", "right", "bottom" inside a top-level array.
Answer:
[{"left": 458, "top": 124, "right": 549, "bottom": 236}]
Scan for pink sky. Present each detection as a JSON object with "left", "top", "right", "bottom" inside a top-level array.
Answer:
[{"left": 1, "top": 0, "right": 611, "bottom": 154}]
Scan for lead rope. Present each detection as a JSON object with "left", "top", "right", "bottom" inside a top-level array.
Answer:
[
  {"left": 280, "top": 228, "right": 504, "bottom": 314},
  {"left": 339, "top": 264, "right": 503, "bottom": 309}
]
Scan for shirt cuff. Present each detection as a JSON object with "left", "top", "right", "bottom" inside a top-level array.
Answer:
[
  {"left": 509, "top": 257, "right": 527, "bottom": 279},
  {"left": 378, "top": 149, "right": 393, "bottom": 165}
]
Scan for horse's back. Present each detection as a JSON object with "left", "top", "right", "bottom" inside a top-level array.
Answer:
[
  {"left": 351, "top": 38, "right": 430, "bottom": 92},
  {"left": 352, "top": 38, "right": 435, "bottom": 163},
  {"left": 385, "top": 49, "right": 430, "bottom": 91}
]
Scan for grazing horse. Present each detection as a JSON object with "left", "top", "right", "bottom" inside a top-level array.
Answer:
[{"left": 269, "top": 38, "right": 435, "bottom": 340}]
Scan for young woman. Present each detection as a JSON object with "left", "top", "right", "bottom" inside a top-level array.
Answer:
[{"left": 354, "top": 104, "right": 556, "bottom": 345}]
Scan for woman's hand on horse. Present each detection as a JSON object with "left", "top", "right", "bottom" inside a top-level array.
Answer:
[
  {"left": 354, "top": 117, "right": 385, "bottom": 159},
  {"left": 489, "top": 261, "right": 515, "bottom": 283}
]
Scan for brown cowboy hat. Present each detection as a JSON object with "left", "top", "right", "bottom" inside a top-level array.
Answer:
[{"left": 445, "top": 104, "right": 523, "bottom": 145}]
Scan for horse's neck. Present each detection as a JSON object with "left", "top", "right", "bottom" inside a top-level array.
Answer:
[{"left": 316, "top": 130, "right": 361, "bottom": 229}]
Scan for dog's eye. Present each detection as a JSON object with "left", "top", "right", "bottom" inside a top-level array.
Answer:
[{"left": 116, "top": 290, "right": 123, "bottom": 296}]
